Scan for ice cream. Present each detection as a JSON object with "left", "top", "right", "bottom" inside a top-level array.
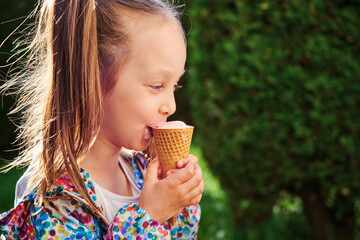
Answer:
[{"left": 153, "top": 121, "right": 193, "bottom": 130}]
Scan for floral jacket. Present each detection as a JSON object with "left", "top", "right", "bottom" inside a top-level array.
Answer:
[{"left": 0, "top": 151, "right": 201, "bottom": 239}]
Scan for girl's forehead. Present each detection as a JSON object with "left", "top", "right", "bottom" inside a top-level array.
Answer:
[
  {"left": 117, "top": 15, "right": 186, "bottom": 78},
  {"left": 125, "top": 11, "right": 179, "bottom": 39},
  {"left": 126, "top": 16, "right": 184, "bottom": 55}
]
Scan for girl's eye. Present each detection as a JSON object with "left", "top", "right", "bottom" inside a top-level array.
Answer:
[
  {"left": 149, "top": 83, "right": 182, "bottom": 92},
  {"left": 150, "top": 84, "right": 164, "bottom": 91},
  {"left": 174, "top": 84, "right": 183, "bottom": 91}
]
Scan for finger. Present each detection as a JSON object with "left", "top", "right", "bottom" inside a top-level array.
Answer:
[
  {"left": 145, "top": 158, "right": 160, "bottom": 181},
  {"left": 177, "top": 154, "right": 198, "bottom": 169},
  {"left": 185, "top": 178, "right": 204, "bottom": 205},
  {"left": 179, "top": 164, "right": 203, "bottom": 194},
  {"left": 168, "top": 159, "right": 196, "bottom": 184},
  {"left": 189, "top": 193, "right": 203, "bottom": 206}
]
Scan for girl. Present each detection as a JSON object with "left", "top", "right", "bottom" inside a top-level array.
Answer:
[{"left": 0, "top": 0, "right": 203, "bottom": 239}]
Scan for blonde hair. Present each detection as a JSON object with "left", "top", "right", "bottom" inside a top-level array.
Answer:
[{"left": 1, "top": 0, "right": 182, "bottom": 208}]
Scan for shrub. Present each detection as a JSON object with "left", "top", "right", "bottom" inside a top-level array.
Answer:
[{"left": 186, "top": 0, "right": 360, "bottom": 239}]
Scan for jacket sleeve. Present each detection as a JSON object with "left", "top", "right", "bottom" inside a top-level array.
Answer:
[
  {"left": 105, "top": 203, "right": 200, "bottom": 240},
  {"left": 0, "top": 197, "right": 107, "bottom": 240},
  {"left": 170, "top": 204, "right": 201, "bottom": 239},
  {"left": 0, "top": 201, "right": 36, "bottom": 239},
  {"left": 2, "top": 197, "right": 126, "bottom": 240}
]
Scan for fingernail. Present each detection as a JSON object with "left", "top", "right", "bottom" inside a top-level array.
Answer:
[
  {"left": 167, "top": 171, "right": 172, "bottom": 176},
  {"left": 178, "top": 160, "right": 184, "bottom": 167}
]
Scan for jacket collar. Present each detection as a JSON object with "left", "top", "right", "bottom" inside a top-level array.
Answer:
[
  {"left": 44, "top": 148, "right": 148, "bottom": 198},
  {"left": 20, "top": 149, "right": 149, "bottom": 226}
]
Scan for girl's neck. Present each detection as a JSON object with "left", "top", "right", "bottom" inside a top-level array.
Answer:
[
  {"left": 81, "top": 134, "right": 121, "bottom": 172},
  {"left": 80, "top": 134, "right": 133, "bottom": 196}
]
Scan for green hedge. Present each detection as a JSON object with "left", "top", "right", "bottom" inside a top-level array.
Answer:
[
  {"left": 186, "top": 0, "right": 360, "bottom": 239},
  {"left": 0, "top": 1, "right": 37, "bottom": 158}
]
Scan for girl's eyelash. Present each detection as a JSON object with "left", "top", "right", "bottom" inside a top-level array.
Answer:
[
  {"left": 149, "top": 84, "right": 182, "bottom": 91},
  {"left": 151, "top": 84, "right": 163, "bottom": 90},
  {"left": 174, "top": 84, "right": 183, "bottom": 91}
]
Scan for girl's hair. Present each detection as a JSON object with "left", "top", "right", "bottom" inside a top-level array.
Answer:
[{"left": 1, "top": 0, "right": 183, "bottom": 208}]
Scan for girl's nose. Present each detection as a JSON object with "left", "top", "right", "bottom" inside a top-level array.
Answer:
[{"left": 159, "top": 92, "right": 176, "bottom": 117}]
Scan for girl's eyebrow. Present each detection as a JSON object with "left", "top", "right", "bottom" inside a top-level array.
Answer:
[{"left": 151, "top": 69, "right": 186, "bottom": 79}]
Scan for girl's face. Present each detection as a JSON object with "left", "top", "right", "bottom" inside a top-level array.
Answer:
[{"left": 99, "top": 17, "right": 186, "bottom": 151}]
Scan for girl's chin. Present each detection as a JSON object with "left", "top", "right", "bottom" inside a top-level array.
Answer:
[{"left": 131, "top": 138, "right": 152, "bottom": 152}]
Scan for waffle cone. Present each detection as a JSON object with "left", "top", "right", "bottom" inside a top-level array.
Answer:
[{"left": 152, "top": 127, "right": 194, "bottom": 179}]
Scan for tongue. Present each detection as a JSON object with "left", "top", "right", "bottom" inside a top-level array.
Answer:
[{"left": 144, "top": 127, "right": 152, "bottom": 140}]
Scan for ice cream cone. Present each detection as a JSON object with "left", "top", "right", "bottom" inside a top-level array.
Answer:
[
  {"left": 152, "top": 127, "right": 194, "bottom": 179},
  {"left": 152, "top": 125, "right": 194, "bottom": 225}
]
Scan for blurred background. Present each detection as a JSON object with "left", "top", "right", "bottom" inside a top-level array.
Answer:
[{"left": 1, "top": 0, "right": 359, "bottom": 239}]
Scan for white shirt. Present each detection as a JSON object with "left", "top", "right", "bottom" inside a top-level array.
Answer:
[{"left": 92, "top": 156, "right": 141, "bottom": 222}]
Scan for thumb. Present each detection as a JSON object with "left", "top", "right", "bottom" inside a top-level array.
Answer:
[{"left": 145, "top": 158, "right": 160, "bottom": 181}]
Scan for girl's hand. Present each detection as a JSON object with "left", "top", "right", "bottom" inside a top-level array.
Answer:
[
  {"left": 158, "top": 154, "right": 198, "bottom": 177},
  {"left": 139, "top": 156, "right": 204, "bottom": 224},
  {"left": 176, "top": 154, "right": 198, "bottom": 170}
]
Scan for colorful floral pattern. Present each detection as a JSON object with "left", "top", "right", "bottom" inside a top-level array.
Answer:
[{"left": 0, "top": 150, "right": 200, "bottom": 239}]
